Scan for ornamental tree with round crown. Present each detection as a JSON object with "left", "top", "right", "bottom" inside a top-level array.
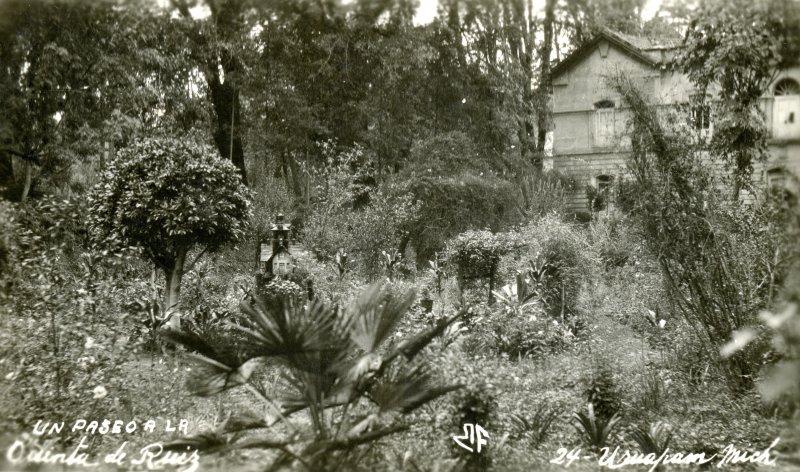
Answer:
[{"left": 88, "top": 136, "right": 251, "bottom": 328}]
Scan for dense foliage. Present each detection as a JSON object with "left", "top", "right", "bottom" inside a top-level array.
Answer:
[{"left": 610, "top": 73, "right": 798, "bottom": 390}]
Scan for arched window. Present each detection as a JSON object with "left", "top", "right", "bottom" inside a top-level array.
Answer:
[
  {"left": 774, "top": 79, "right": 800, "bottom": 139},
  {"left": 775, "top": 78, "right": 800, "bottom": 96}
]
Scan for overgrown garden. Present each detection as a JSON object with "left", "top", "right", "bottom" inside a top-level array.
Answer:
[{"left": 1, "top": 0, "right": 799, "bottom": 470}]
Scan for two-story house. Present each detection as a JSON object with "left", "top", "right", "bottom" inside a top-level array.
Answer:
[{"left": 547, "top": 29, "right": 800, "bottom": 213}]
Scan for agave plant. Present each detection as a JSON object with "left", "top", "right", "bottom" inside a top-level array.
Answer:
[
  {"left": 572, "top": 403, "right": 621, "bottom": 451},
  {"left": 508, "top": 402, "right": 560, "bottom": 445},
  {"left": 630, "top": 421, "right": 673, "bottom": 456},
  {"left": 492, "top": 272, "right": 540, "bottom": 316},
  {"left": 161, "top": 283, "right": 464, "bottom": 471}
]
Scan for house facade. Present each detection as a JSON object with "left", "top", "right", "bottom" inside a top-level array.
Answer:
[{"left": 547, "top": 29, "right": 800, "bottom": 213}]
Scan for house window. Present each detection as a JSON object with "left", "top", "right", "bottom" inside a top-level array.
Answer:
[
  {"left": 594, "top": 100, "right": 616, "bottom": 148},
  {"left": 766, "top": 168, "right": 787, "bottom": 188},
  {"left": 773, "top": 79, "right": 800, "bottom": 139},
  {"left": 596, "top": 174, "right": 614, "bottom": 192},
  {"left": 691, "top": 104, "right": 711, "bottom": 130},
  {"left": 589, "top": 174, "right": 614, "bottom": 211},
  {"left": 775, "top": 78, "right": 800, "bottom": 96},
  {"left": 766, "top": 168, "right": 797, "bottom": 204}
]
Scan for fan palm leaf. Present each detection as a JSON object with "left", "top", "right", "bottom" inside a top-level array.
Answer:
[
  {"left": 391, "top": 309, "right": 466, "bottom": 361},
  {"left": 349, "top": 283, "right": 415, "bottom": 353},
  {"left": 369, "top": 364, "right": 462, "bottom": 414},
  {"left": 234, "top": 295, "right": 349, "bottom": 365},
  {"left": 185, "top": 354, "right": 262, "bottom": 397}
]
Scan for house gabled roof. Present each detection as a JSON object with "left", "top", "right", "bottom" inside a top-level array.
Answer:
[{"left": 551, "top": 28, "right": 679, "bottom": 80}]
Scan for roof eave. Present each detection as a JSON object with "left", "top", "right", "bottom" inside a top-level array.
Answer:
[{"left": 551, "top": 31, "right": 661, "bottom": 80}]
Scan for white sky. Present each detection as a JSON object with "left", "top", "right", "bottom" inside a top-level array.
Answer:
[
  {"left": 413, "top": 0, "right": 663, "bottom": 25},
  {"left": 176, "top": 0, "right": 662, "bottom": 27}
]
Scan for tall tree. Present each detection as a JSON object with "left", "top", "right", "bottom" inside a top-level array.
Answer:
[
  {"left": 173, "top": 0, "right": 252, "bottom": 184},
  {"left": 0, "top": 0, "right": 126, "bottom": 201}
]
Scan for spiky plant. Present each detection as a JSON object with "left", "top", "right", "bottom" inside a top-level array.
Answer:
[
  {"left": 630, "top": 422, "right": 673, "bottom": 456},
  {"left": 492, "top": 271, "right": 542, "bottom": 317},
  {"left": 585, "top": 360, "right": 622, "bottom": 421},
  {"left": 161, "top": 283, "right": 464, "bottom": 471},
  {"left": 508, "top": 402, "right": 560, "bottom": 445},
  {"left": 572, "top": 403, "right": 622, "bottom": 451}
]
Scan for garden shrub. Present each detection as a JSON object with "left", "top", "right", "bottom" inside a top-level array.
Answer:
[
  {"left": 510, "top": 214, "right": 594, "bottom": 320},
  {"left": 87, "top": 135, "right": 251, "bottom": 328},
  {"left": 589, "top": 213, "right": 639, "bottom": 271},
  {"left": 460, "top": 296, "right": 575, "bottom": 360},
  {"left": 405, "top": 173, "right": 523, "bottom": 264},
  {"left": 445, "top": 229, "right": 522, "bottom": 304},
  {"left": 722, "top": 202, "right": 800, "bottom": 411},
  {"left": 488, "top": 308, "right": 574, "bottom": 360},
  {"left": 516, "top": 169, "right": 576, "bottom": 218},
  {"left": 255, "top": 277, "right": 306, "bottom": 307}
]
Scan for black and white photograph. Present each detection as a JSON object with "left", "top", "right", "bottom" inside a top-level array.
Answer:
[{"left": 0, "top": 0, "right": 799, "bottom": 470}]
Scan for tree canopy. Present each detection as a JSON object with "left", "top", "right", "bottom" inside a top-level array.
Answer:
[{"left": 88, "top": 135, "right": 251, "bottom": 325}]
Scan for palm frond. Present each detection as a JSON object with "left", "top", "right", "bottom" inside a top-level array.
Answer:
[
  {"left": 185, "top": 354, "right": 261, "bottom": 397},
  {"left": 391, "top": 309, "right": 466, "bottom": 361},
  {"left": 221, "top": 409, "right": 269, "bottom": 433},
  {"left": 349, "top": 283, "right": 415, "bottom": 352},
  {"left": 369, "top": 364, "right": 462, "bottom": 414},
  {"left": 160, "top": 325, "right": 243, "bottom": 367},
  {"left": 278, "top": 349, "right": 353, "bottom": 420},
  {"left": 235, "top": 295, "right": 350, "bottom": 364}
]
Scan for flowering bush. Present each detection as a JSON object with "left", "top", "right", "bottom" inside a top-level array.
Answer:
[{"left": 257, "top": 278, "right": 306, "bottom": 306}]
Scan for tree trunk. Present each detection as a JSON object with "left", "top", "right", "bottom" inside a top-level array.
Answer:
[
  {"left": 163, "top": 248, "right": 187, "bottom": 330},
  {"left": 20, "top": 158, "right": 33, "bottom": 203},
  {"left": 535, "top": 0, "right": 556, "bottom": 162},
  {"left": 209, "top": 77, "right": 248, "bottom": 185},
  {"left": 287, "top": 152, "right": 304, "bottom": 198}
]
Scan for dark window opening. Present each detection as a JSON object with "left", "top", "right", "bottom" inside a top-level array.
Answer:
[
  {"left": 594, "top": 99, "right": 615, "bottom": 109},
  {"left": 691, "top": 104, "right": 711, "bottom": 130}
]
